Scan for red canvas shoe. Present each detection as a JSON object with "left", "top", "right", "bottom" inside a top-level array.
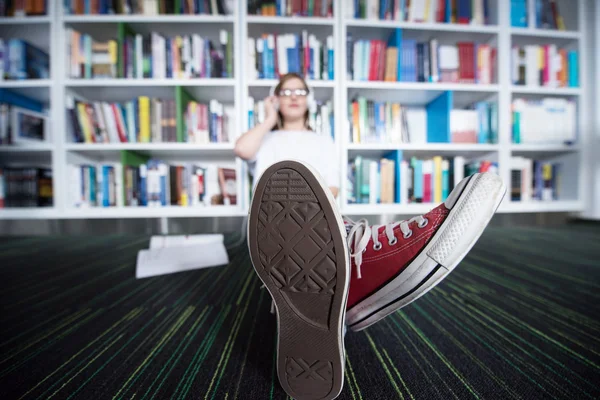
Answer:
[
  {"left": 248, "top": 160, "right": 349, "bottom": 400},
  {"left": 345, "top": 172, "right": 506, "bottom": 332}
]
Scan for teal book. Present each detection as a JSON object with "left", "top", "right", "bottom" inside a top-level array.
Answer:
[{"left": 568, "top": 51, "right": 578, "bottom": 87}]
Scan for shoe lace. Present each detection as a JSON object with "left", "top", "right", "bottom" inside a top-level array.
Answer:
[{"left": 345, "top": 215, "right": 426, "bottom": 279}]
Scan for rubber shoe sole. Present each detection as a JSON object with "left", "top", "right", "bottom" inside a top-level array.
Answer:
[{"left": 248, "top": 160, "right": 349, "bottom": 400}]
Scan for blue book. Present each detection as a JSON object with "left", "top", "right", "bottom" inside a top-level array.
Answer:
[
  {"left": 159, "top": 162, "right": 168, "bottom": 206},
  {"left": 475, "top": 102, "right": 489, "bottom": 143},
  {"left": 0, "top": 89, "right": 43, "bottom": 113},
  {"left": 102, "top": 165, "right": 110, "bottom": 207},
  {"left": 442, "top": 161, "right": 450, "bottom": 201},
  {"left": 413, "top": 158, "right": 423, "bottom": 202},
  {"left": 426, "top": 91, "right": 453, "bottom": 143},
  {"left": 328, "top": 44, "right": 334, "bottom": 80}
]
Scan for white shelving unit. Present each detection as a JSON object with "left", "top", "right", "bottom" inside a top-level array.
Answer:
[{"left": 0, "top": 0, "right": 591, "bottom": 222}]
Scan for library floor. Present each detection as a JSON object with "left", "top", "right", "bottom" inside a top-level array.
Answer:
[{"left": 1, "top": 223, "right": 599, "bottom": 400}]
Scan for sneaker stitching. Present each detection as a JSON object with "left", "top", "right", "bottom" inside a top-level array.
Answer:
[{"left": 361, "top": 212, "right": 445, "bottom": 263}]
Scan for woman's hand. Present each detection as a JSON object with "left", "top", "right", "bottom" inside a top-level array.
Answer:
[{"left": 264, "top": 95, "right": 279, "bottom": 125}]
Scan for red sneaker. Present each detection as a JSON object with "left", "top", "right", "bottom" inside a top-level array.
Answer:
[
  {"left": 248, "top": 160, "right": 349, "bottom": 400},
  {"left": 345, "top": 172, "right": 506, "bottom": 332}
]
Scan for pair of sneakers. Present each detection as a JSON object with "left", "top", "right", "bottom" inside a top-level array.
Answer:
[{"left": 248, "top": 160, "right": 506, "bottom": 400}]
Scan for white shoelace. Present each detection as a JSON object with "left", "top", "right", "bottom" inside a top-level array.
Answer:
[{"left": 345, "top": 216, "right": 428, "bottom": 279}]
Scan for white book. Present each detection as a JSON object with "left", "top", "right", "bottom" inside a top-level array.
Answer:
[
  {"left": 453, "top": 156, "right": 465, "bottom": 188},
  {"left": 223, "top": 105, "right": 236, "bottom": 142},
  {"left": 126, "top": 101, "right": 136, "bottom": 142},
  {"left": 345, "top": 0, "right": 354, "bottom": 18},
  {"left": 70, "top": 164, "right": 83, "bottom": 207},
  {"left": 405, "top": 107, "right": 427, "bottom": 144},
  {"left": 114, "top": 163, "right": 123, "bottom": 207},
  {"left": 511, "top": 46, "right": 519, "bottom": 84},
  {"left": 276, "top": 35, "right": 287, "bottom": 76},
  {"left": 101, "top": 102, "right": 119, "bottom": 143},
  {"left": 182, "top": 35, "right": 193, "bottom": 79},
  {"left": 353, "top": 41, "right": 360, "bottom": 81},
  {"left": 525, "top": 45, "right": 538, "bottom": 86},
  {"left": 311, "top": 35, "right": 321, "bottom": 81},
  {"left": 511, "top": 156, "right": 533, "bottom": 201},
  {"left": 204, "top": 165, "right": 220, "bottom": 206},
  {"left": 408, "top": 0, "right": 425, "bottom": 22},
  {"left": 367, "top": 0, "right": 378, "bottom": 20},
  {"left": 135, "top": 34, "right": 143, "bottom": 78},
  {"left": 472, "top": 0, "right": 484, "bottom": 24},
  {"left": 428, "top": 0, "right": 437, "bottom": 22},
  {"left": 93, "top": 102, "right": 108, "bottom": 143}
]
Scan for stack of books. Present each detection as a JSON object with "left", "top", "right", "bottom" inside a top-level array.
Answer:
[
  {"left": 348, "top": 0, "right": 491, "bottom": 24},
  {"left": 0, "top": 1, "right": 46, "bottom": 16},
  {"left": 0, "top": 167, "right": 53, "bottom": 208},
  {"left": 510, "top": 157, "right": 561, "bottom": 201},
  {"left": 511, "top": 0, "right": 567, "bottom": 29},
  {"left": 347, "top": 152, "right": 497, "bottom": 205},
  {"left": 248, "top": 33, "right": 334, "bottom": 81},
  {"left": 67, "top": 28, "right": 233, "bottom": 79},
  {"left": 63, "top": 0, "right": 230, "bottom": 15},
  {"left": 67, "top": 95, "right": 234, "bottom": 144},
  {"left": 248, "top": 0, "right": 333, "bottom": 16},
  {"left": 512, "top": 45, "right": 578, "bottom": 87},
  {"left": 69, "top": 157, "right": 237, "bottom": 208},
  {"left": 0, "top": 39, "right": 50, "bottom": 80},
  {"left": 348, "top": 97, "right": 497, "bottom": 144},
  {"left": 348, "top": 30, "right": 496, "bottom": 84},
  {"left": 512, "top": 97, "right": 576, "bottom": 144}
]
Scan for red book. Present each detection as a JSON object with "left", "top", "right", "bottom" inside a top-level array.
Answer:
[
  {"left": 479, "top": 161, "right": 492, "bottom": 172},
  {"left": 543, "top": 45, "right": 550, "bottom": 86},
  {"left": 378, "top": 41, "right": 386, "bottom": 81},
  {"left": 437, "top": 0, "right": 446, "bottom": 22},
  {"left": 368, "top": 41, "right": 377, "bottom": 81},
  {"left": 111, "top": 104, "right": 128, "bottom": 143}
]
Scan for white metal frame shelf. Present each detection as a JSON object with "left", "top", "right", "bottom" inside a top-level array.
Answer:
[{"left": 0, "top": 0, "right": 590, "bottom": 222}]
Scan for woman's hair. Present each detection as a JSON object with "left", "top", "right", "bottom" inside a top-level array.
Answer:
[{"left": 272, "top": 72, "right": 311, "bottom": 131}]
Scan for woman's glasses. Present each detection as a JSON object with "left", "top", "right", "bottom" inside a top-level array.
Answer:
[{"left": 277, "top": 88, "right": 309, "bottom": 97}]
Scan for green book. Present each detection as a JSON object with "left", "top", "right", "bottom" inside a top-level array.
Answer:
[
  {"left": 120, "top": 150, "right": 150, "bottom": 206},
  {"left": 174, "top": 86, "right": 197, "bottom": 143}
]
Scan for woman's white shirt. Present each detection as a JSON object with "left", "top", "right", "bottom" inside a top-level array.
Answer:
[{"left": 247, "top": 130, "right": 340, "bottom": 191}]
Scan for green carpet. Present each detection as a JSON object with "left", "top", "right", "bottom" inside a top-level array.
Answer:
[{"left": 1, "top": 224, "right": 599, "bottom": 399}]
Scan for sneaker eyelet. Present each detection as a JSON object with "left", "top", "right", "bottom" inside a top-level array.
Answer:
[
  {"left": 388, "top": 237, "right": 398, "bottom": 246},
  {"left": 403, "top": 230, "right": 413, "bottom": 239},
  {"left": 373, "top": 242, "right": 382, "bottom": 251},
  {"left": 418, "top": 218, "right": 429, "bottom": 229}
]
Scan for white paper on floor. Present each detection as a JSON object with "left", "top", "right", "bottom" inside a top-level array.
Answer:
[
  {"left": 149, "top": 234, "right": 225, "bottom": 249},
  {"left": 136, "top": 236, "right": 229, "bottom": 279}
]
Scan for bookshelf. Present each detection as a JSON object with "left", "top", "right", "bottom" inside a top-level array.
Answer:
[{"left": 0, "top": 0, "right": 593, "bottom": 223}]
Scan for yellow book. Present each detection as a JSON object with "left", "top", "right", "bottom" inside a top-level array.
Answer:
[
  {"left": 433, "top": 156, "right": 443, "bottom": 203},
  {"left": 139, "top": 96, "right": 150, "bottom": 143},
  {"left": 76, "top": 103, "right": 92, "bottom": 143}
]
